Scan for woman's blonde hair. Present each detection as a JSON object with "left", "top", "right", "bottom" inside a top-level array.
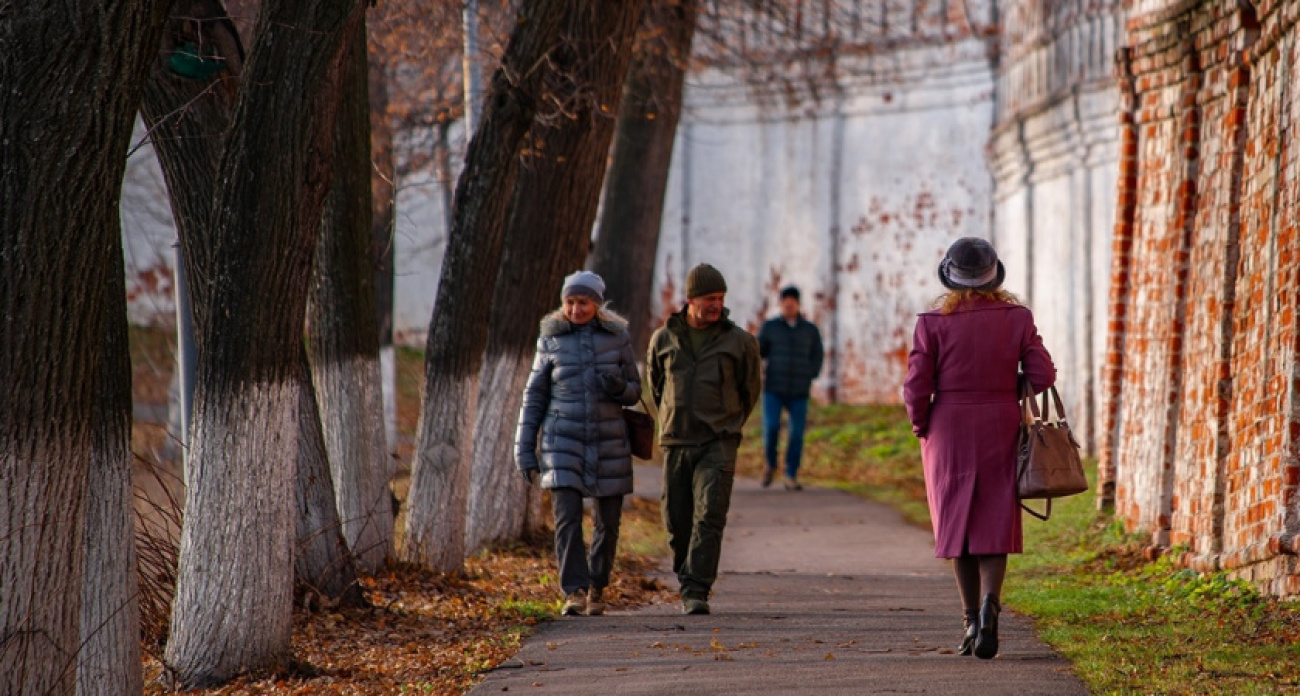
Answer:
[
  {"left": 934, "top": 288, "right": 1022, "bottom": 315},
  {"left": 555, "top": 300, "right": 624, "bottom": 325}
]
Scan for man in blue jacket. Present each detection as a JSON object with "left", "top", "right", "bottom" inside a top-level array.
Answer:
[{"left": 757, "top": 286, "right": 825, "bottom": 490}]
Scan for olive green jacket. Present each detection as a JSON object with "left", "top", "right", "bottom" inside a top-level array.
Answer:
[{"left": 647, "top": 307, "right": 763, "bottom": 447}]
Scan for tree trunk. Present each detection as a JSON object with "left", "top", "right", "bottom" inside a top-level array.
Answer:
[
  {"left": 143, "top": 0, "right": 363, "bottom": 611},
  {"left": 309, "top": 15, "right": 394, "bottom": 574},
  {"left": 402, "top": 0, "right": 573, "bottom": 572},
  {"left": 466, "top": 0, "right": 647, "bottom": 552},
  {"left": 370, "top": 52, "right": 399, "bottom": 457},
  {"left": 294, "top": 349, "right": 366, "bottom": 607},
  {"left": 77, "top": 247, "right": 144, "bottom": 696},
  {"left": 0, "top": 2, "right": 166, "bottom": 692},
  {"left": 163, "top": 0, "right": 365, "bottom": 685},
  {"left": 589, "top": 0, "right": 699, "bottom": 355},
  {"left": 138, "top": 0, "right": 247, "bottom": 322}
]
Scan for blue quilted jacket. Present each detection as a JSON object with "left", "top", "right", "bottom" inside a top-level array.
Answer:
[{"left": 514, "top": 309, "right": 641, "bottom": 498}]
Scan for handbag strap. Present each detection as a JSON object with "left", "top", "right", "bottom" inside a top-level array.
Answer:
[
  {"left": 1019, "top": 378, "right": 1069, "bottom": 426},
  {"left": 1019, "top": 377, "right": 1042, "bottom": 424},
  {"left": 1038, "top": 386, "right": 1069, "bottom": 425},
  {"left": 1020, "top": 499, "right": 1052, "bottom": 521}
]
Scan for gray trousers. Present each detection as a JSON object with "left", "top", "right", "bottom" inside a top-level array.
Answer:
[{"left": 552, "top": 488, "right": 624, "bottom": 595}]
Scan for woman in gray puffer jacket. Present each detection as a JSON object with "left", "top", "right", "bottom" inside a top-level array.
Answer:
[{"left": 515, "top": 270, "right": 641, "bottom": 617}]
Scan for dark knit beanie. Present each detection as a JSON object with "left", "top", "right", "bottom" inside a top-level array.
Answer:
[
  {"left": 686, "top": 264, "right": 728, "bottom": 299},
  {"left": 780, "top": 285, "right": 800, "bottom": 302}
]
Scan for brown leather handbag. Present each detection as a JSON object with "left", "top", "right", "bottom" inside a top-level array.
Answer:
[
  {"left": 623, "top": 394, "right": 656, "bottom": 461},
  {"left": 1017, "top": 379, "right": 1089, "bottom": 520}
]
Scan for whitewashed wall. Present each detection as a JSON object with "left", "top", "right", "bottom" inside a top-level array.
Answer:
[
  {"left": 655, "top": 40, "right": 997, "bottom": 403},
  {"left": 989, "top": 1, "right": 1125, "bottom": 452},
  {"left": 121, "top": 122, "right": 179, "bottom": 327}
]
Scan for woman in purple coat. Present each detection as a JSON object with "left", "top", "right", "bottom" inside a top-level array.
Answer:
[{"left": 903, "top": 238, "right": 1055, "bottom": 660}]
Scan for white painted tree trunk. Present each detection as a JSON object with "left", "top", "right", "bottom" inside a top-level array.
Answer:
[
  {"left": 401, "top": 0, "right": 573, "bottom": 572},
  {"left": 77, "top": 251, "right": 143, "bottom": 696},
  {"left": 311, "top": 354, "right": 394, "bottom": 571},
  {"left": 295, "top": 358, "right": 365, "bottom": 605},
  {"left": 0, "top": 0, "right": 165, "bottom": 690},
  {"left": 405, "top": 373, "right": 478, "bottom": 570},
  {"left": 310, "top": 17, "right": 394, "bottom": 573},
  {"left": 164, "top": 385, "right": 300, "bottom": 684},
  {"left": 465, "top": 0, "right": 647, "bottom": 552},
  {"left": 162, "top": 0, "right": 366, "bottom": 682},
  {"left": 466, "top": 350, "right": 535, "bottom": 551},
  {"left": 78, "top": 423, "right": 143, "bottom": 696}
]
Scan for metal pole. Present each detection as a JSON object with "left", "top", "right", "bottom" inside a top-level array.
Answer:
[
  {"left": 174, "top": 242, "right": 197, "bottom": 480},
  {"left": 462, "top": 0, "right": 482, "bottom": 135}
]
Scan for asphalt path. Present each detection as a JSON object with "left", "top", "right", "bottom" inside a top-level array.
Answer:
[{"left": 470, "top": 467, "right": 1088, "bottom": 695}]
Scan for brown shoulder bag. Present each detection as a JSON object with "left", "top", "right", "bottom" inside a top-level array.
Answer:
[
  {"left": 1017, "top": 379, "right": 1089, "bottom": 520},
  {"left": 623, "top": 394, "right": 656, "bottom": 461}
]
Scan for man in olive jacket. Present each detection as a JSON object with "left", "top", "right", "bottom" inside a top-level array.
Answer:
[{"left": 648, "top": 264, "right": 762, "bottom": 615}]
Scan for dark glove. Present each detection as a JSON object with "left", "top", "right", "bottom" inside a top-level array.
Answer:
[
  {"left": 520, "top": 468, "right": 537, "bottom": 485},
  {"left": 600, "top": 372, "right": 627, "bottom": 397}
]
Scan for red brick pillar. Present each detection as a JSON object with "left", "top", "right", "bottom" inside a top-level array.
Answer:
[{"left": 1097, "top": 47, "right": 1138, "bottom": 512}]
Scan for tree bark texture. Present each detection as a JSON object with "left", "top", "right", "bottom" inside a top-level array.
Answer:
[
  {"left": 309, "top": 16, "right": 395, "bottom": 574},
  {"left": 77, "top": 246, "right": 144, "bottom": 696},
  {"left": 0, "top": 2, "right": 166, "bottom": 692},
  {"left": 466, "top": 0, "right": 648, "bottom": 552},
  {"left": 294, "top": 350, "right": 366, "bottom": 606},
  {"left": 163, "top": 0, "right": 365, "bottom": 685},
  {"left": 138, "top": 0, "right": 246, "bottom": 324},
  {"left": 403, "top": 0, "right": 573, "bottom": 571},
  {"left": 590, "top": 0, "right": 699, "bottom": 355}
]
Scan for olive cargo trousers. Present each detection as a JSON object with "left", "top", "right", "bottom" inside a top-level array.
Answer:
[{"left": 662, "top": 440, "right": 738, "bottom": 600}]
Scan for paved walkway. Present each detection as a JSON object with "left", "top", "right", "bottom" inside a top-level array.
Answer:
[{"left": 471, "top": 467, "right": 1088, "bottom": 695}]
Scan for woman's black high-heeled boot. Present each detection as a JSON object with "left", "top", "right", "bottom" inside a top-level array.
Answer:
[
  {"left": 973, "top": 594, "right": 1000, "bottom": 659},
  {"left": 957, "top": 610, "right": 979, "bottom": 656}
]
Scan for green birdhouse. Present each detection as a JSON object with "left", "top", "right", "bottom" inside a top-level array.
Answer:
[{"left": 168, "top": 42, "right": 226, "bottom": 81}]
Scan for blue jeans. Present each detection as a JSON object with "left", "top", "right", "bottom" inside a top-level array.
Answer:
[{"left": 763, "top": 392, "right": 808, "bottom": 479}]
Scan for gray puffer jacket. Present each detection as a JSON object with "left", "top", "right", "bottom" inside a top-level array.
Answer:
[{"left": 515, "top": 309, "right": 642, "bottom": 498}]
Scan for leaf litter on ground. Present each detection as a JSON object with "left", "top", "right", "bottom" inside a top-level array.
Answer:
[{"left": 143, "top": 496, "right": 673, "bottom": 696}]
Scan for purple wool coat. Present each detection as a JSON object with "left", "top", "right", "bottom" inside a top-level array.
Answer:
[{"left": 903, "top": 298, "right": 1055, "bottom": 559}]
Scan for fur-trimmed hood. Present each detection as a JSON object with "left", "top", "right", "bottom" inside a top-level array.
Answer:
[{"left": 539, "top": 307, "right": 630, "bottom": 337}]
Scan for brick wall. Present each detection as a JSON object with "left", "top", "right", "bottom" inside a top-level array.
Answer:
[{"left": 1105, "top": 0, "right": 1300, "bottom": 594}]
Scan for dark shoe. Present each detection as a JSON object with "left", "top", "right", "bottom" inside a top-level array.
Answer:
[
  {"left": 562, "top": 590, "right": 587, "bottom": 616},
  {"left": 587, "top": 588, "right": 606, "bottom": 616},
  {"left": 957, "top": 610, "right": 979, "bottom": 656},
  {"left": 783, "top": 476, "right": 802, "bottom": 491},
  {"left": 974, "top": 594, "right": 1000, "bottom": 659},
  {"left": 682, "top": 598, "right": 711, "bottom": 615},
  {"left": 761, "top": 467, "right": 776, "bottom": 488}
]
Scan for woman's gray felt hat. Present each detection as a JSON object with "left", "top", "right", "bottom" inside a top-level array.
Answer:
[{"left": 937, "top": 237, "right": 1006, "bottom": 292}]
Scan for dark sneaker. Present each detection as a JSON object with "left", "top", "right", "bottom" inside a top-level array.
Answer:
[
  {"left": 682, "top": 598, "right": 711, "bottom": 615},
  {"left": 562, "top": 590, "right": 587, "bottom": 616},
  {"left": 761, "top": 467, "right": 776, "bottom": 488},
  {"left": 783, "top": 476, "right": 803, "bottom": 491},
  {"left": 587, "top": 588, "right": 606, "bottom": 616}
]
